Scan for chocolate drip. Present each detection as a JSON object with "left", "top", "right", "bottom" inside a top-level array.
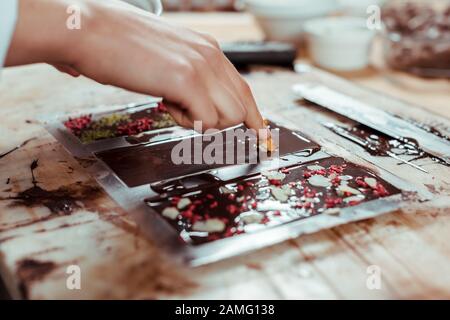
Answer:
[
  {"left": 327, "top": 123, "right": 450, "bottom": 167},
  {"left": 0, "top": 160, "right": 102, "bottom": 215}
]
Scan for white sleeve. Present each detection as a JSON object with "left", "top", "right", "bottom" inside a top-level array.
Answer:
[{"left": 0, "top": 0, "right": 18, "bottom": 68}]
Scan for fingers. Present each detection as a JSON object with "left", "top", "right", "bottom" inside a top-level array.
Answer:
[
  {"left": 187, "top": 39, "right": 247, "bottom": 130},
  {"left": 162, "top": 49, "right": 246, "bottom": 131},
  {"left": 164, "top": 102, "right": 193, "bottom": 128},
  {"left": 52, "top": 64, "right": 81, "bottom": 77},
  {"left": 221, "top": 57, "right": 266, "bottom": 134},
  {"left": 196, "top": 32, "right": 266, "bottom": 134}
]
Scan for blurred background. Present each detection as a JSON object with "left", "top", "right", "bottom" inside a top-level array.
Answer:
[{"left": 149, "top": 0, "right": 450, "bottom": 79}]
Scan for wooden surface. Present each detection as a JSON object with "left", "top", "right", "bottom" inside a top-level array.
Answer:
[{"left": 0, "top": 13, "right": 449, "bottom": 300}]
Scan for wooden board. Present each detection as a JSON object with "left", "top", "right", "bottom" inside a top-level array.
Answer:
[{"left": 0, "top": 13, "right": 449, "bottom": 300}]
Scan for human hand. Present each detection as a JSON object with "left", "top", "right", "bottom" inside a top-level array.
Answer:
[{"left": 6, "top": 0, "right": 267, "bottom": 135}]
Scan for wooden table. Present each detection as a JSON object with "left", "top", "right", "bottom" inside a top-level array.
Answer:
[{"left": 0, "top": 13, "right": 449, "bottom": 300}]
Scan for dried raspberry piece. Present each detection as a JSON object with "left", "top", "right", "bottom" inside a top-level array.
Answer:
[
  {"left": 64, "top": 115, "right": 92, "bottom": 135},
  {"left": 268, "top": 179, "right": 282, "bottom": 186},
  {"left": 182, "top": 210, "right": 193, "bottom": 219},
  {"left": 261, "top": 216, "right": 270, "bottom": 224},
  {"left": 226, "top": 204, "right": 240, "bottom": 215},
  {"left": 328, "top": 165, "right": 345, "bottom": 174},
  {"left": 355, "top": 177, "right": 369, "bottom": 188},
  {"left": 303, "top": 171, "right": 312, "bottom": 179},
  {"left": 313, "top": 169, "right": 327, "bottom": 176},
  {"left": 303, "top": 202, "right": 313, "bottom": 209},
  {"left": 331, "top": 176, "right": 341, "bottom": 185},
  {"left": 224, "top": 227, "right": 235, "bottom": 238},
  {"left": 374, "top": 183, "right": 389, "bottom": 197},
  {"left": 157, "top": 102, "right": 167, "bottom": 112},
  {"left": 171, "top": 196, "right": 181, "bottom": 205},
  {"left": 325, "top": 197, "right": 343, "bottom": 208},
  {"left": 116, "top": 117, "right": 153, "bottom": 136},
  {"left": 209, "top": 201, "right": 218, "bottom": 209}
]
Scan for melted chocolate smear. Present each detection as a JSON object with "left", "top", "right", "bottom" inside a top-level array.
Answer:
[
  {"left": 0, "top": 160, "right": 102, "bottom": 215},
  {"left": 8, "top": 184, "right": 101, "bottom": 215},
  {"left": 0, "top": 137, "right": 37, "bottom": 160},
  {"left": 16, "top": 259, "right": 56, "bottom": 299},
  {"left": 397, "top": 116, "right": 450, "bottom": 143},
  {"left": 328, "top": 124, "right": 450, "bottom": 167},
  {"left": 147, "top": 157, "right": 400, "bottom": 245},
  {"left": 30, "top": 159, "right": 39, "bottom": 186}
]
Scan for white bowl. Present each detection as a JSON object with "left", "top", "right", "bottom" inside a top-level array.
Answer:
[
  {"left": 243, "top": 0, "right": 339, "bottom": 44},
  {"left": 337, "top": 0, "right": 387, "bottom": 17},
  {"left": 304, "top": 17, "right": 375, "bottom": 71}
]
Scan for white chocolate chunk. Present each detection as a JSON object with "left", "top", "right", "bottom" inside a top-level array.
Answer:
[
  {"left": 192, "top": 218, "right": 226, "bottom": 233},
  {"left": 162, "top": 207, "right": 180, "bottom": 220},
  {"left": 270, "top": 186, "right": 289, "bottom": 202},
  {"left": 177, "top": 198, "right": 191, "bottom": 210},
  {"left": 262, "top": 170, "right": 286, "bottom": 181},
  {"left": 239, "top": 211, "right": 264, "bottom": 224},
  {"left": 308, "top": 175, "right": 331, "bottom": 188},
  {"left": 220, "top": 186, "right": 235, "bottom": 194},
  {"left": 343, "top": 195, "right": 365, "bottom": 203},
  {"left": 337, "top": 185, "right": 362, "bottom": 196},
  {"left": 307, "top": 165, "right": 325, "bottom": 171},
  {"left": 324, "top": 208, "right": 341, "bottom": 215},
  {"left": 364, "top": 177, "right": 377, "bottom": 189}
]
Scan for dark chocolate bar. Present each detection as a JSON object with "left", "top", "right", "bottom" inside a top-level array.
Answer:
[{"left": 96, "top": 121, "right": 320, "bottom": 187}]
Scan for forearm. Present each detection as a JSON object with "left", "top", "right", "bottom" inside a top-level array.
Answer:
[{"left": 5, "top": 0, "right": 86, "bottom": 66}]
